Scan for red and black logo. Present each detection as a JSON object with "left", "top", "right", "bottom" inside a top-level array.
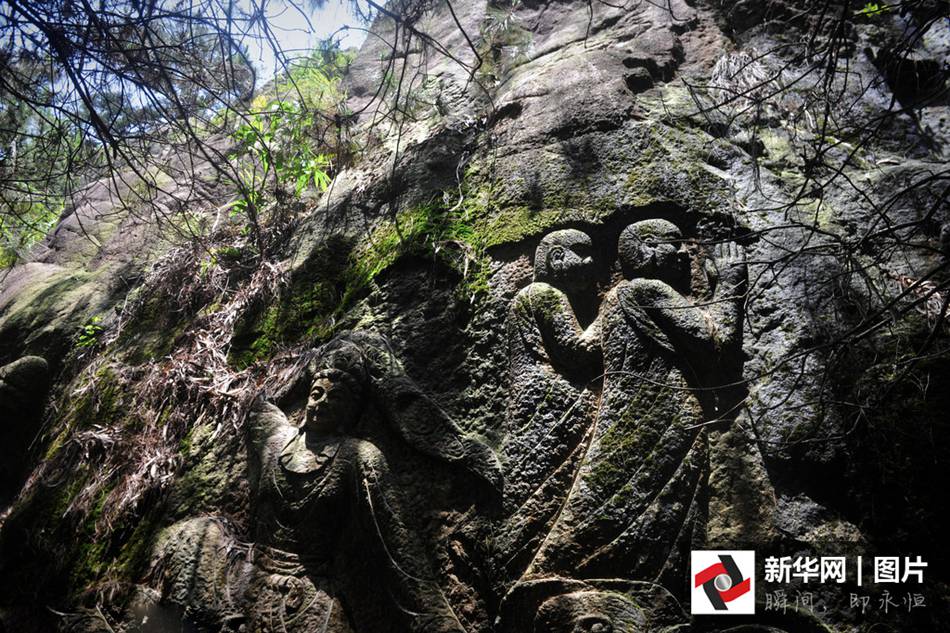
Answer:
[{"left": 694, "top": 554, "right": 751, "bottom": 611}]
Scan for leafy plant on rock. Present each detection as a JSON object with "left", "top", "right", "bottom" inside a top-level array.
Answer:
[{"left": 225, "top": 44, "right": 353, "bottom": 254}]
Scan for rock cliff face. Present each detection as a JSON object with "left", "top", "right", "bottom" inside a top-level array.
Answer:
[{"left": 1, "top": 0, "right": 949, "bottom": 631}]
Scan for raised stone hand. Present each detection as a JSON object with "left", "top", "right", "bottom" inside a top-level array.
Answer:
[
  {"left": 714, "top": 240, "right": 745, "bottom": 268},
  {"left": 712, "top": 241, "right": 748, "bottom": 298},
  {"left": 708, "top": 241, "right": 748, "bottom": 358}
]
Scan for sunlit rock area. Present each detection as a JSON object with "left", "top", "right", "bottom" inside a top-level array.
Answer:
[{"left": 1, "top": 0, "right": 948, "bottom": 631}]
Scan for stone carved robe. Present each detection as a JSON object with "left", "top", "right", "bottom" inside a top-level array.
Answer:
[
  {"left": 152, "top": 516, "right": 355, "bottom": 633},
  {"left": 497, "top": 281, "right": 601, "bottom": 581},
  {"left": 527, "top": 278, "right": 717, "bottom": 586},
  {"left": 247, "top": 401, "right": 471, "bottom": 633}
]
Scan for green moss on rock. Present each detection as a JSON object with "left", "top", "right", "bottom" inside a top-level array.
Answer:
[
  {"left": 231, "top": 200, "right": 496, "bottom": 365},
  {"left": 230, "top": 234, "right": 355, "bottom": 366}
]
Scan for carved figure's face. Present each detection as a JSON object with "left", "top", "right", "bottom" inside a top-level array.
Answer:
[
  {"left": 536, "top": 229, "right": 595, "bottom": 289},
  {"left": 535, "top": 590, "right": 645, "bottom": 633},
  {"left": 549, "top": 242, "right": 593, "bottom": 280},
  {"left": 619, "top": 220, "right": 689, "bottom": 285},
  {"left": 303, "top": 371, "right": 360, "bottom": 433},
  {"left": 637, "top": 233, "right": 686, "bottom": 276}
]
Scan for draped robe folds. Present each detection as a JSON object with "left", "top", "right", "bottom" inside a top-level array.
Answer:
[
  {"left": 153, "top": 515, "right": 357, "bottom": 633},
  {"left": 152, "top": 334, "right": 503, "bottom": 633},
  {"left": 496, "top": 282, "right": 601, "bottom": 581},
  {"left": 247, "top": 402, "right": 469, "bottom": 633},
  {"left": 527, "top": 278, "right": 717, "bottom": 587}
]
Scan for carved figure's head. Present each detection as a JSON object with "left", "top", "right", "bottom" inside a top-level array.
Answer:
[
  {"left": 303, "top": 370, "right": 362, "bottom": 433},
  {"left": 534, "top": 229, "right": 594, "bottom": 289},
  {"left": 535, "top": 590, "right": 646, "bottom": 633},
  {"left": 303, "top": 341, "right": 368, "bottom": 433},
  {"left": 496, "top": 578, "right": 683, "bottom": 633},
  {"left": 618, "top": 219, "right": 689, "bottom": 287}
]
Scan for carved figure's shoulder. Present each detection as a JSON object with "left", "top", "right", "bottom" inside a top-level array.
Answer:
[
  {"left": 593, "top": 282, "right": 617, "bottom": 316},
  {"left": 618, "top": 278, "right": 678, "bottom": 304},
  {"left": 512, "top": 282, "right": 565, "bottom": 316},
  {"left": 515, "top": 281, "right": 560, "bottom": 299},
  {"left": 248, "top": 400, "right": 293, "bottom": 447}
]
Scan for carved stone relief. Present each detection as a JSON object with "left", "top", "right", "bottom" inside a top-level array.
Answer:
[
  {"left": 497, "top": 229, "right": 602, "bottom": 582},
  {"left": 153, "top": 334, "right": 501, "bottom": 633},
  {"left": 149, "top": 221, "right": 752, "bottom": 632},
  {"left": 525, "top": 220, "right": 748, "bottom": 586}
]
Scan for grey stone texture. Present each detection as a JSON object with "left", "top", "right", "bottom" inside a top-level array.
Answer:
[
  {"left": 0, "top": 356, "right": 50, "bottom": 504},
  {"left": 1, "top": 0, "right": 949, "bottom": 631}
]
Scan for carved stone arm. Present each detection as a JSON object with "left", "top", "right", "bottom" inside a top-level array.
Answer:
[
  {"left": 521, "top": 282, "right": 602, "bottom": 376},
  {"left": 375, "top": 374, "right": 503, "bottom": 493},
  {"left": 618, "top": 278, "right": 716, "bottom": 357},
  {"left": 246, "top": 399, "right": 291, "bottom": 464}
]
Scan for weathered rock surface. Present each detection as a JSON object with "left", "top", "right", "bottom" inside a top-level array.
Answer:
[
  {"left": 0, "top": 356, "right": 50, "bottom": 505},
  {"left": 1, "top": 0, "right": 948, "bottom": 631}
]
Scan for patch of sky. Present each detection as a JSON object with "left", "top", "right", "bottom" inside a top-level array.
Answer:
[{"left": 248, "top": 0, "right": 371, "bottom": 78}]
